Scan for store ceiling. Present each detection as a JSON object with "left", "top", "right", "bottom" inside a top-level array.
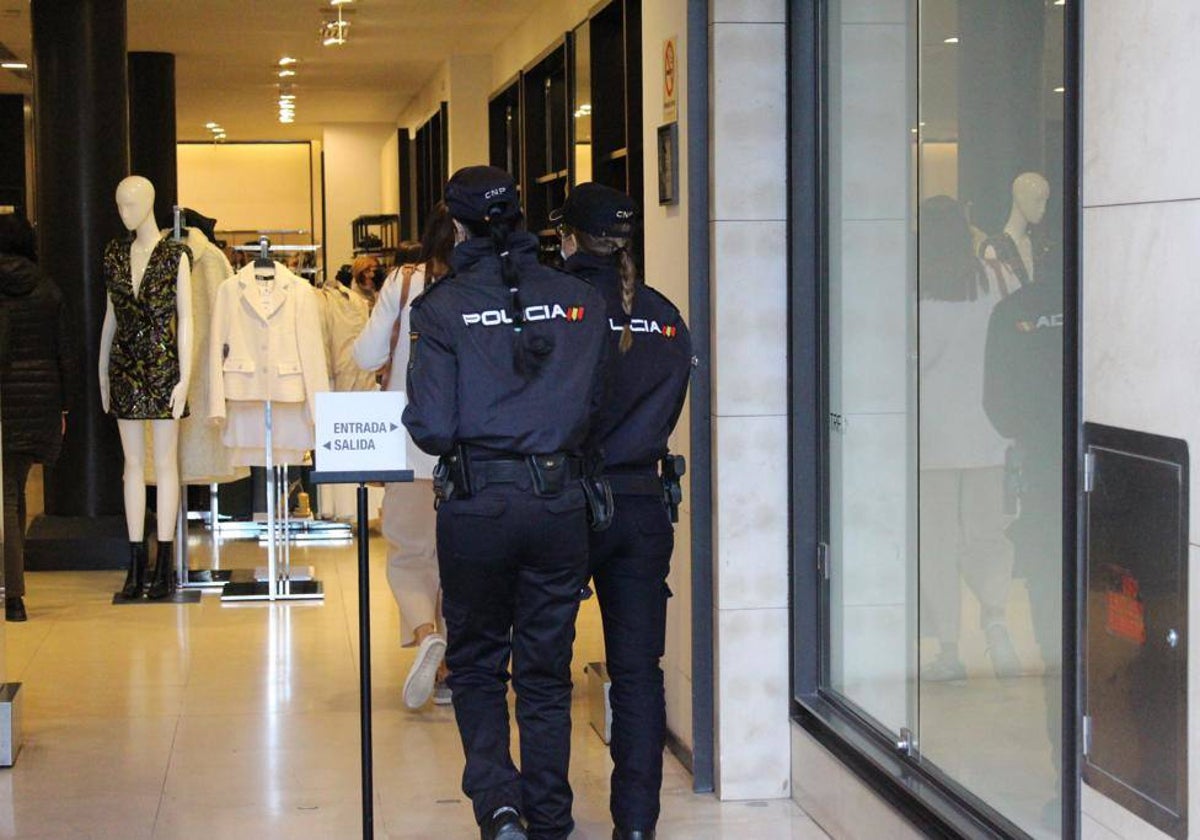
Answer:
[{"left": 0, "top": 0, "right": 540, "bottom": 141}]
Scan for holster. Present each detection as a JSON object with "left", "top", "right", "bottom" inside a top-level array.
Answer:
[
  {"left": 581, "top": 477, "right": 615, "bottom": 531},
  {"left": 433, "top": 446, "right": 473, "bottom": 504},
  {"left": 660, "top": 453, "right": 687, "bottom": 524}
]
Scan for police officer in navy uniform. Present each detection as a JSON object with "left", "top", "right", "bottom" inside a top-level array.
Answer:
[
  {"left": 403, "top": 166, "right": 609, "bottom": 840},
  {"left": 556, "top": 183, "right": 693, "bottom": 840}
]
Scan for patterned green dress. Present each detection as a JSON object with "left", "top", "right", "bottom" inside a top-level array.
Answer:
[{"left": 103, "top": 237, "right": 193, "bottom": 419}]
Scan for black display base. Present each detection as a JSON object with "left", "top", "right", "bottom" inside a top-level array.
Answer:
[
  {"left": 220, "top": 580, "right": 324, "bottom": 601},
  {"left": 111, "top": 589, "right": 201, "bottom": 606},
  {"left": 24, "top": 515, "right": 131, "bottom": 571}
]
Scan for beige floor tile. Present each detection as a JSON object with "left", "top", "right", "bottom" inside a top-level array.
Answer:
[{"left": 0, "top": 526, "right": 819, "bottom": 839}]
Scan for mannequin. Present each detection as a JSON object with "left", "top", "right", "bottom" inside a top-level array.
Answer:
[
  {"left": 980, "top": 172, "right": 1050, "bottom": 290},
  {"left": 98, "top": 175, "right": 194, "bottom": 600}
]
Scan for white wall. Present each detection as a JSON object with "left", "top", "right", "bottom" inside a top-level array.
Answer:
[
  {"left": 321, "top": 123, "right": 396, "bottom": 270},
  {"left": 490, "top": 0, "right": 593, "bottom": 89},
  {"left": 1082, "top": 4, "right": 1200, "bottom": 838},
  {"left": 709, "top": 0, "right": 792, "bottom": 800},
  {"left": 642, "top": 0, "right": 694, "bottom": 757},
  {"left": 178, "top": 142, "right": 314, "bottom": 234}
]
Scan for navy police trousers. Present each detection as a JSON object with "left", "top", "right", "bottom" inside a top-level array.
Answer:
[
  {"left": 588, "top": 490, "right": 674, "bottom": 833},
  {"left": 437, "top": 479, "right": 590, "bottom": 840}
]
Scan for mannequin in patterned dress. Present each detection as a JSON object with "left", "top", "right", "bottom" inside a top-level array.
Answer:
[{"left": 98, "top": 176, "right": 194, "bottom": 600}]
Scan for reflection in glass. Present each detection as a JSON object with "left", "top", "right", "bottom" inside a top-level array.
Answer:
[
  {"left": 825, "top": 0, "right": 1065, "bottom": 835},
  {"left": 573, "top": 20, "right": 592, "bottom": 184}
]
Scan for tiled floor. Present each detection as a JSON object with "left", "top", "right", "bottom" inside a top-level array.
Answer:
[{"left": 0, "top": 526, "right": 827, "bottom": 840}]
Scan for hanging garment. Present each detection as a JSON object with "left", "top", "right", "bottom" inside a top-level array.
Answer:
[
  {"left": 144, "top": 227, "right": 249, "bottom": 485},
  {"left": 320, "top": 281, "right": 377, "bottom": 393},
  {"left": 209, "top": 261, "right": 329, "bottom": 466},
  {"left": 103, "top": 236, "right": 192, "bottom": 419}
]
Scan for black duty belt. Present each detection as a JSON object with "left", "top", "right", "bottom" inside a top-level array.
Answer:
[{"left": 605, "top": 473, "right": 663, "bottom": 496}]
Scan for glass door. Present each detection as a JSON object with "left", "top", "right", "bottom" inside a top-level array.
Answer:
[
  {"left": 824, "top": 0, "right": 919, "bottom": 744},
  {"left": 823, "top": 1, "right": 1066, "bottom": 835}
]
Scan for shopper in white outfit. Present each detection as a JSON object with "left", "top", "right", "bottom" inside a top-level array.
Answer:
[{"left": 353, "top": 203, "right": 455, "bottom": 708}]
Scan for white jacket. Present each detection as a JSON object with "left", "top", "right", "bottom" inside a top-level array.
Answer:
[
  {"left": 209, "top": 262, "right": 330, "bottom": 421},
  {"left": 353, "top": 264, "right": 439, "bottom": 479}
]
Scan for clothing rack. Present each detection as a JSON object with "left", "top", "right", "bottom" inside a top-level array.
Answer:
[{"left": 222, "top": 236, "right": 324, "bottom": 602}]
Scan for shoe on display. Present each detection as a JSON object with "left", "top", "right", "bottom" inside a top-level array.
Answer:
[
  {"left": 121, "top": 541, "right": 148, "bottom": 599},
  {"left": 614, "top": 829, "right": 656, "bottom": 840},
  {"left": 481, "top": 806, "right": 527, "bottom": 840},
  {"left": 5, "top": 597, "right": 26, "bottom": 622},
  {"left": 403, "top": 632, "right": 446, "bottom": 709},
  {"left": 921, "top": 650, "right": 967, "bottom": 682},
  {"left": 432, "top": 679, "right": 453, "bottom": 705},
  {"left": 145, "top": 541, "right": 175, "bottom": 601},
  {"left": 985, "top": 623, "right": 1023, "bottom": 679}
]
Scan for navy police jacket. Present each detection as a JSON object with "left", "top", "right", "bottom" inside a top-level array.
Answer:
[
  {"left": 565, "top": 252, "right": 692, "bottom": 471},
  {"left": 403, "top": 233, "right": 609, "bottom": 458}
]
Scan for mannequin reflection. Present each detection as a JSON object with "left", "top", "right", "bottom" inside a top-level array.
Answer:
[
  {"left": 98, "top": 176, "right": 194, "bottom": 600},
  {"left": 980, "top": 172, "right": 1050, "bottom": 290}
]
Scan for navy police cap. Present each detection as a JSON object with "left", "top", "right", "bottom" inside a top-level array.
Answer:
[
  {"left": 550, "top": 182, "right": 637, "bottom": 238},
  {"left": 445, "top": 165, "right": 520, "bottom": 223}
]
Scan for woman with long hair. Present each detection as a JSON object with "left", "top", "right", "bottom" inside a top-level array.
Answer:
[
  {"left": 557, "top": 183, "right": 692, "bottom": 840},
  {"left": 354, "top": 202, "right": 456, "bottom": 709},
  {"left": 403, "top": 167, "right": 608, "bottom": 840}
]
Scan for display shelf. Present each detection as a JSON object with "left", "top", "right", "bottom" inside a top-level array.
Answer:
[{"left": 351, "top": 213, "right": 400, "bottom": 256}]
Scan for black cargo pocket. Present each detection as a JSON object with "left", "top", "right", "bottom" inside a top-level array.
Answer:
[{"left": 634, "top": 499, "right": 674, "bottom": 535}]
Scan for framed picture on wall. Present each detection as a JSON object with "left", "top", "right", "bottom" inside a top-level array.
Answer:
[{"left": 657, "top": 123, "right": 678, "bottom": 205}]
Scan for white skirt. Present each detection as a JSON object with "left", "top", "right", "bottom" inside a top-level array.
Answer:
[{"left": 222, "top": 400, "right": 313, "bottom": 467}]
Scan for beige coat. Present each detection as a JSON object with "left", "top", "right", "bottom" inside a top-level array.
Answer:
[
  {"left": 319, "top": 282, "right": 377, "bottom": 393},
  {"left": 144, "top": 227, "right": 249, "bottom": 485},
  {"left": 209, "top": 262, "right": 329, "bottom": 422}
]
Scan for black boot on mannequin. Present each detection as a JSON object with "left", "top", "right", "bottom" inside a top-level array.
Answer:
[
  {"left": 121, "top": 541, "right": 148, "bottom": 599},
  {"left": 145, "top": 541, "right": 174, "bottom": 600}
]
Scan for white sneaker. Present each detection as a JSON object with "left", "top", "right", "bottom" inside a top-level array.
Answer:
[
  {"left": 432, "top": 679, "right": 453, "bottom": 705},
  {"left": 403, "top": 633, "right": 446, "bottom": 709}
]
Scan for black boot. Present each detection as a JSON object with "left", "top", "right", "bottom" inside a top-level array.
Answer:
[
  {"left": 146, "top": 541, "right": 175, "bottom": 600},
  {"left": 120, "top": 541, "right": 148, "bottom": 599},
  {"left": 5, "top": 597, "right": 26, "bottom": 622}
]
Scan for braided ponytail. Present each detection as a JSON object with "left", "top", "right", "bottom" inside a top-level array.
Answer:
[
  {"left": 576, "top": 230, "right": 639, "bottom": 354},
  {"left": 470, "top": 208, "right": 549, "bottom": 377},
  {"left": 616, "top": 245, "right": 637, "bottom": 354}
]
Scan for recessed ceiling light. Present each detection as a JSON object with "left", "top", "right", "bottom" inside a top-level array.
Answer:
[
  {"left": 943, "top": 37, "right": 959, "bottom": 44},
  {"left": 330, "top": 0, "right": 353, "bottom": 5},
  {"left": 1054, "top": 0, "right": 1065, "bottom": 5},
  {"left": 278, "top": 57, "right": 298, "bottom": 66},
  {"left": 1053, "top": 86, "right": 1066, "bottom": 93},
  {"left": 205, "top": 122, "right": 219, "bottom": 129},
  {"left": 278, "top": 69, "right": 296, "bottom": 78},
  {"left": 1, "top": 62, "right": 29, "bottom": 70}
]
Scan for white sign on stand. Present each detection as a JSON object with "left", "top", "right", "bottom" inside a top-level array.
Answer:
[{"left": 314, "top": 391, "right": 408, "bottom": 473}]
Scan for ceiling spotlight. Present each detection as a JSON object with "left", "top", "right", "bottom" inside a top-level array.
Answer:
[
  {"left": 330, "top": 0, "right": 354, "bottom": 5},
  {"left": 943, "top": 36, "right": 959, "bottom": 44},
  {"left": 278, "top": 69, "right": 296, "bottom": 78},
  {"left": 321, "top": 3, "right": 350, "bottom": 46},
  {"left": 205, "top": 121, "right": 219, "bottom": 129},
  {"left": 1053, "top": 86, "right": 1066, "bottom": 93},
  {"left": 278, "top": 56, "right": 298, "bottom": 66},
  {"left": 1, "top": 62, "right": 29, "bottom": 70}
]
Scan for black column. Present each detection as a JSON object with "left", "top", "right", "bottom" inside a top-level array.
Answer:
[
  {"left": 128, "top": 52, "right": 177, "bottom": 230},
  {"left": 0, "top": 95, "right": 26, "bottom": 213},
  {"left": 27, "top": 0, "right": 129, "bottom": 569}
]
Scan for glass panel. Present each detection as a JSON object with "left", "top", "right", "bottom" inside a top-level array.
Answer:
[
  {"left": 823, "top": 0, "right": 1066, "bottom": 834},
  {"left": 825, "top": 0, "right": 918, "bottom": 738},
  {"left": 915, "top": 0, "right": 1064, "bottom": 835},
  {"left": 573, "top": 20, "right": 592, "bottom": 184}
]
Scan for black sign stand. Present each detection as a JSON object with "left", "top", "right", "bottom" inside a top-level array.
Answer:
[{"left": 310, "top": 469, "right": 413, "bottom": 840}]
